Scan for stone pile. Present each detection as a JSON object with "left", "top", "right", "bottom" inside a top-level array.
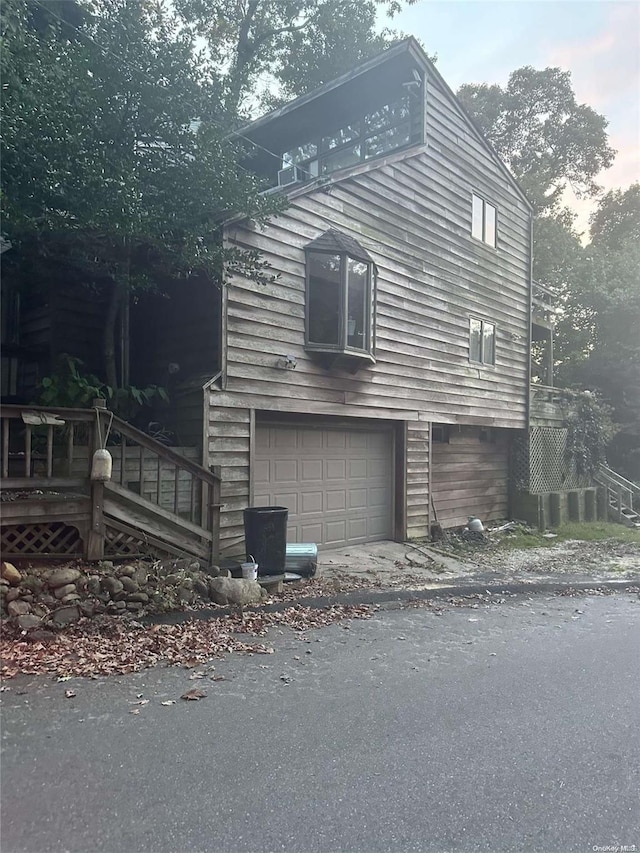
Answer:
[{"left": 1, "top": 558, "right": 267, "bottom": 633}]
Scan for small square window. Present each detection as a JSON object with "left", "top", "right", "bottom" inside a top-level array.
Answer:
[
  {"left": 469, "top": 317, "right": 496, "bottom": 365},
  {"left": 432, "top": 424, "right": 450, "bottom": 443},
  {"left": 471, "top": 194, "right": 497, "bottom": 247}
]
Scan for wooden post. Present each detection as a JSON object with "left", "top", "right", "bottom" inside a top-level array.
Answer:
[
  {"left": 210, "top": 466, "right": 221, "bottom": 566},
  {"left": 86, "top": 481, "right": 105, "bottom": 560},
  {"left": 2, "top": 419, "right": 9, "bottom": 478}
]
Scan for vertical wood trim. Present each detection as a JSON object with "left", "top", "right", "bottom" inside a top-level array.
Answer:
[
  {"left": 248, "top": 408, "right": 256, "bottom": 505},
  {"left": 394, "top": 420, "right": 407, "bottom": 541},
  {"left": 46, "top": 426, "right": 54, "bottom": 477},
  {"left": 86, "top": 481, "right": 105, "bottom": 560},
  {"left": 2, "top": 420, "right": 10, "bottom": 478},
  {"left": 427, "top": 421, "right": 433, "bottom": 533},
  {"left": 119, "top": 436, "right": 127, "bottom": 485},
  {"left": 210, "top": 465, "right": 221, "bottom": 565},
  {"left": 24, "top": 425, "right": 31, "bottom": 477},
  {"left": 220, "top": 283, "right": 228, "bottom": 390},
  {"left": 66, "top": 425, "right": 75, "bottom": 477}
]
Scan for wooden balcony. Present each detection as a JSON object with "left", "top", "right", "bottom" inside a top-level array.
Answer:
[
  {"left": 529, "top": 384, "right": 569, "bottom": 427},
  {"left": 532, "top": 281, "right": 557, "bottom": 336},
  {"left": 0, "top": 405, "right": 221, "bottom": 562}
]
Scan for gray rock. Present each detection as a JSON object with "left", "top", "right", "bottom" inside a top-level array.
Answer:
[
  {"left": 112, "top": 601, "right": 127, "bottom": 611},
  {"left": 21, "top": 594, "right": 34, "bottom": 603},
  {"left": 40, "top": 594, "right": 57, "bottom": 608},
  {"left": 27, "top": 629, "right": 56, "bottom": 643},
  {"left": 85, "top": 576, "right": 101, "bottom": 596},
  {"left": 7, "top": 599, "right": 31, "bottom": 617},
  {"left": 79, "top": 601, "right": 95, "bottom": 618},
  {"left": 101, "top": 577, "right": 124, "bottom": 597},
  {"left": 98, "top": 560, "right": 114, "bottom": 571},
  {"left": 47, "top": 568, "right": 82, "bottom": 589},
  {"left": 21, "top": 576, "right": 44, "bottom": 595},
  {"left": 54, "top": 583, "right": 77, "bottom": 600},
  {"left": 1, "top": 561, "right": 22, "bottom": 586},
  {"left": 177, "top": 586, "right": 195, "bottom": 604},
  {"left": 208, "top": 577, "right": 268, "bottom": 607},
  {"left": 127, "top": 592, "right": 149, "bottom": 603},
  {"left": 52, "top": 605, "right": 80, "bottom": 625},
  {"left": 164, "top": 573, "right": 185, "bottom": 586},
  {"left": 126, "top": 601, "right": 144, "bottom": 611},
  {"left": 17, "top": 614, "right": 42, "bottom": 631},
  {"left": 5, "top": 588, "right": 21, "bottom": 603},
  {"left": 61, "top": 593, "right": 82, "bottom": 604},
  {"left": 120, "top": 576, "right": 138, "bottom": 593},
  {"left": 117, "top": 564, "right": 137, "bottom": 577},
  {"left": 193, "top": 579, "right": 210, "bottom": 599},
  {"left": 132, "top": 566, "right": 149, "bottom": 586}
]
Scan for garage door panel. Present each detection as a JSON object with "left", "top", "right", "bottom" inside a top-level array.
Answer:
[
  {"left": 349, "top": 459, "right": 367, "bottom": 478},
  {"left": 326, "top": 459, "right": 347, "bottom": 479},
  {"left": 301, "top": 491, "right": 323, "bottom": 514},
  {"left": 326, "top": 490, "right": 346, "bottom": 511},
  {"left": 255, "top": 422, "right": 393, "bottom": 548},
  {"left": 273, "top": 460, "right": 297, "bottom": 482},
  {"left": 301, "top": 460, "right": 323, "bottom": 481},
  {"left": 325, "top": 519, "right": 348, "bottom": 544}
]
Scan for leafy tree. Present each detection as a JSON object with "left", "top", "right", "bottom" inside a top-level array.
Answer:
[
  {"left": 554, "top": 192, "right": 640, "bottom": 479},
  {"left": 175, "top": 0, "right": 414, "bottom": 116},
  {"left": 457, "top": 67, "right": 615, "bottom": 214},
  {"left": 589, "top": 183, "right": 640, "bottom": 251},
  {"left": 1, "top": 0, "right": 283, "bottom": 391}
]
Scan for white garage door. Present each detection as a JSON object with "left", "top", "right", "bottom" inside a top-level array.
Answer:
[{"left": 254, "top": 422, "right": 394, "bottom": 548}]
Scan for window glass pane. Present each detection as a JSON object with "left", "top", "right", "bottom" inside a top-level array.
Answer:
[
  {"left": 364, "top": 122, "right": 411, "bottom": 159},
  {"left": 308, "top": 253, "right": 341, "bottom": 345},
  {"left": 484, "top": 204, "right": 496, "bottom": 247},
  {"left": 469, "top": 318, "right": 482, "bottom": 362},
  {"left": 322, "top": 124, "right": 360, "bottom": 151},
  {"left": 365, "top": 98, "right": 410, "bottom": 132},
  {"left": 347, "top": 259, "right": 368, "bottom": 349},
  {"left": 483, "top": 322, "right": 495, "bottom": 364},
  {"left": 472, "top": 195, "right": 483, "bottom": 241},
  {"left": 283, "top": 142, "right": 318, "bottom": 167},
  {"left": 321, "top": 144, "right": 361, "bottom": 174}
]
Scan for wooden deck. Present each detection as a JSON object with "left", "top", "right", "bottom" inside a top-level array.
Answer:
[{"left": 0, "top": 405, "right": 221, "bottom": 563}]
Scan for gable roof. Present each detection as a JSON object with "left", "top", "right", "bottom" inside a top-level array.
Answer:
[
  {"left": 305, "top": 229, "right": 375, "bottom": 264},
  {"left": 236, "top": 37, "right": 532, "bottom": 212}
]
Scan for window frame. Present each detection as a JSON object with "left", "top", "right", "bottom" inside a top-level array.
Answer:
[
  {"left": 304, "top": 249, "right": 376, "bottom": 363},
  {"left": 471, "top": 193, "right": 498, "bottom": 248},
  {"left": 469, "top": 316, "right": 496, "bottom": 366},
  {"left": 282, "top": 92, "right": 422, "bottom": 182}
]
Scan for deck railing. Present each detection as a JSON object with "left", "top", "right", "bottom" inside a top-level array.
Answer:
[
  {"left": 594, "top": 464, "right": 639, "bottom": 524},
  {"left": 532, "top": 281, "right": 557, "bottom": 327},
  {"left": 0, "top": 404, "right": 221, "bottom": 561}
]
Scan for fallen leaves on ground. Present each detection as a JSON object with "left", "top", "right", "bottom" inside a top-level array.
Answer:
[
  {"left": 181, "top": 688, "right": 207, "bottom": 701},
  {"left": 0, "top": 604, "right": 372, "bottom": 680}
]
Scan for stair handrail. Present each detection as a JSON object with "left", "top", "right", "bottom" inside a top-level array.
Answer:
[{"left": 594, "top": 464, "right": 638, "bottom": 514}]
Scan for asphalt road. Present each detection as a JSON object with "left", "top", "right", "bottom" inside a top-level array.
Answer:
[{"left": 1, "top": 592, "right": 639, "bottom": 853}]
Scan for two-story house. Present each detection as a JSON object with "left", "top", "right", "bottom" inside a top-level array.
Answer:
[{"left": 207, "top": 37, "right": 533, "bottom": 557}]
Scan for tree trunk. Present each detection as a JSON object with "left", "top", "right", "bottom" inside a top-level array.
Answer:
[{"left": 103, "top": 277, "right": 124, "bottom": 392}]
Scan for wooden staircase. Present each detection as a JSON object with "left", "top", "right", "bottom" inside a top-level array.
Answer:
[
  {"left": 594, "top": 465, "right": 640, "bottom": 528},
  {"left": 0, "top": 405, "right": 221, "bottom": 563}
]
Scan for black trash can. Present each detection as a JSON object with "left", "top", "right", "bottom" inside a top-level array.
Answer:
[{"left": 243, "top": 506, "right": 289, "bottom": 576}]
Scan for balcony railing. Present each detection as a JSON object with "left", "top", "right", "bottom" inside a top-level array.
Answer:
[{"left": 532, "top": 281, "right": 557, "bottom": 329}]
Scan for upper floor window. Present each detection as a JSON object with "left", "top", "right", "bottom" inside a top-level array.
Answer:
[
  {"left": 305, "top": 230, "right": 376, "bottom": 364},
  {"left": 281, "top": 93, "right": 420, "bottom": 184},
  {"left": 472, "top": 194, "right": 497, "bottom": 247},
  {"left": 469, "top": 317, "right": 496, "bottom": 365}
]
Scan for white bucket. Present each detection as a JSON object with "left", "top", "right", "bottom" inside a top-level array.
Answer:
[{"left": 241, "top": 562, "right": 258, "bottom": 581}]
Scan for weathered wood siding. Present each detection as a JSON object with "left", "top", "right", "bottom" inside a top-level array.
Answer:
[
  {"left": 430, "top": 426, "right": 511, "bottom": 528},
  {"left": 207, "top": 404, "right": 252, "bottom": 556},
  {"left": 406, "top": 421, "right": 430, "bottom": 539},
  {"left": 212, "top": 68, "right": 531, "bottom": 547}
]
